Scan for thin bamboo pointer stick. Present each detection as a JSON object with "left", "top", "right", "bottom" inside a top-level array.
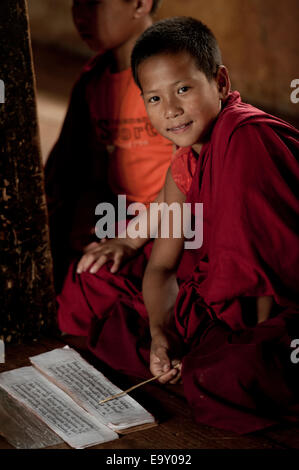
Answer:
[{"left": 99, "top": 364, "right": 180, "bottom": 405}]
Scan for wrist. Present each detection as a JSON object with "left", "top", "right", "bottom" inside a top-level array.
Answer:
[
  {"left": 122, "top": 236, "right": 142, "bottom": 251},
  {"left": 126, "top": 234, "right": 148, "bottom": 250},
  {"left": 150, "top": 324, "right": 165, "bottom": 339}
]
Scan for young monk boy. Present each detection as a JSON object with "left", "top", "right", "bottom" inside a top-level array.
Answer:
[
  {"left": 132, "top": 16, "right": 299, "bottom": 433},
  {"left": 44, "top": 0, "right": 171, "bottom": 292},
  {"left": 67, "top": 16, "right": 299, "bottom": 434}
]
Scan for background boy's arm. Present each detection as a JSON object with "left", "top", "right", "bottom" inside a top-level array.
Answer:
[
  {"left": 77, "top": 184, "right": 166, "bottom": 274},
  {"left": 142, "top": 168, "right": 186, "bottom": 383}
]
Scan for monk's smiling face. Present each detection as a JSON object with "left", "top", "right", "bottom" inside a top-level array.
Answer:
[{"left": 138, "top": 52, "right": 229, "bottom": 153}]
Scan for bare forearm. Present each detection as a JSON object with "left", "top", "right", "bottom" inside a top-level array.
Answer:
[
  {"left": 142, "top": 265, "right": 179, "bottom": 336},
  {"left": 142, "top": 169, "right": 185, "bottom": 335},
  {"left": 120, "top": 187, "right": 165, "bottom": 250},
  {"left": 121, "top": 208, "right": 153, "bottom": 250}
]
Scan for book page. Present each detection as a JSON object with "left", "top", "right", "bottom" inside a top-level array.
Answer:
[
  {"left": 0, "top": 366, "right": 118, "bottom": 449},
  {"left": 30, "top": 347, "right": 155, "bottom": 431},
  {"left": 0, "top": 387, "right": 63, "bottom": 449}
]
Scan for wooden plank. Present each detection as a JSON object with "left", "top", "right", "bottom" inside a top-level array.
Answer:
[
  {"left": 262, "top": 425, "right": 299, "bottom": 449},
  {"left": 0, "top": 0, "right": 57, "bottom": 344}
]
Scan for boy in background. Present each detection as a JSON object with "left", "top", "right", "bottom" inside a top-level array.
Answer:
[{"left": 45, "top": 0, "right": 171, "bottom": 292}]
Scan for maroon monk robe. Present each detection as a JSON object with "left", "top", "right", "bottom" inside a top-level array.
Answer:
[
  {"left": 173, "top": 92, "right": 299, "bottom": 433},
  {"left": 58, "top": 91, "right": 299, "bottom": 434},
  {"left": 57, "top": 235, "right": 193, "bottom": 339},
  {"left": 176, "top": 91, "right": 299, "bottom": 335}
]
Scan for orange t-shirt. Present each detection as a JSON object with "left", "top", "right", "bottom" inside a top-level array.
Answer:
[{"left": 86, "top": 67, "right": 172, "bottom": 205}]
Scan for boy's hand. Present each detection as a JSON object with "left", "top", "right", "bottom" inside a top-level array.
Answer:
[
  {"left": 150, "top": 328, "right": 183, "bottom": 384},
  {"left": 77, "top": 238, "right": 137, "bottom": 274}
]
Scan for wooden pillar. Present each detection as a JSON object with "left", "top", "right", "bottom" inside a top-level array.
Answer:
[{"left": 0, "top": 0, "right": 57, "bottom": 343}]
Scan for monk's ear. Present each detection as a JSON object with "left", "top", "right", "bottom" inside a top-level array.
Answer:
[
  {"left": 215, "top": 66, "right": 231, "bottom": 100},
  {"left": 133, "top": 0, "right": 153, "bottom": 18}
]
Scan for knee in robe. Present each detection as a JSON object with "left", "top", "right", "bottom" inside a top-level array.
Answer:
[{"left": 184, "top": 343, "right": 263, "bottom": 392}]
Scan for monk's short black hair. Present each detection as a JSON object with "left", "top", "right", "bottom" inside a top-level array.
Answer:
[{"left": 131, "top": 16, "right": 222, "bottom": 89}]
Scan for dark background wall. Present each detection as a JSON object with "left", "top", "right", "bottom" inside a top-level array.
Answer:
[
  {"left": 28, "top": 0, "right": 299, "bottom": 120},
  {"left": 158, "top": 0, "right": 299, "bottom": 119}
]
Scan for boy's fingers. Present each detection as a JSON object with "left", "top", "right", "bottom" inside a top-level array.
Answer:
[
  {"left": 83, "top": 241, "right": 99, "bottom": 253},
  {"left": 150, "top": 349, "right": 182, "bottom": 384},
  {"left": 171, "top": 360, "right": 182, "bottom": 370},
  {"left": 77, "top": 254, "right": 93, "bottom": 273},
  {"left": 77, "top": 244, "right": 111, "bottom": 272},
  {"left": 89, "top": 254, "right": 108, "bottom": 273},
  {"left": 77, "top": 252, "right": 98, "bottom": 273},
  {"left": 76, "top": 263, "right": 83, "bottom": 274},
  {"left": 110, "top": 253, "right": 122, "bottom": 273},
  {"left": 152, "top": 346, "right": 171, "bottom": 372},
  {"left": 160, "top": 362, "right": 182, "bottom": 384},
  {"left": 158, "top": 370, "right": 176, "bottom": 384},
  {"left": 169, "top": 371, "right": 182, "bottom": 385},
  {"left": 158, "top": 367, "right": 180, "bottom": 384},
  {"left": 77, "top": 245, "right": 124, "bottom": 274}
]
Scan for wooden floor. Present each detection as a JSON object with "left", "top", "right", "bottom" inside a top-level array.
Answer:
[{"left": 1, "top": 335, "right": 299, "bottom": 450}]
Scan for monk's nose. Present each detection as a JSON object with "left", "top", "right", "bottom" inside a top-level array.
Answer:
[{"left": 164, "top": 99, "right": 183, "bottom": 119}]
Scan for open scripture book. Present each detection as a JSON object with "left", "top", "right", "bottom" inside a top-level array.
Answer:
[{"left": 0, "top": 347, "right": 155, "bottom": 449}]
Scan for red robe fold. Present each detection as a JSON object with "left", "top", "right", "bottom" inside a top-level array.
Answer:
[{"left": 57, "top": 91, "right": 299, "bottom": 434}]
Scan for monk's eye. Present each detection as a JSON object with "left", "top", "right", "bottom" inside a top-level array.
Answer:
[
  {"left": 148, "top": 96, "right": 160, "bottom": 104},
  {"left": 178, "top": 86, "right": 190, "bottom": 94}
]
